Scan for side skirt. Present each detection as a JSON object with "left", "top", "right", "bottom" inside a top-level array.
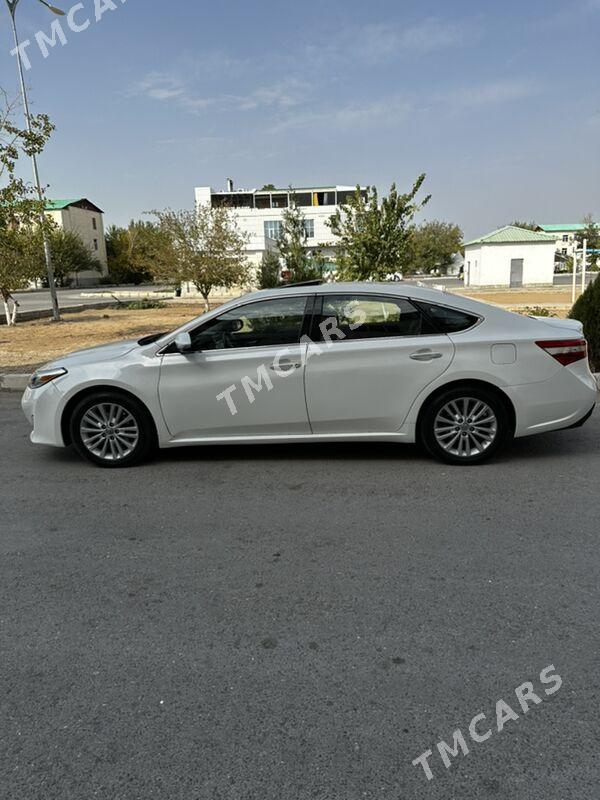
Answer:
[{"left": 160, "top": 430, "right": 415, "bottom": 449}]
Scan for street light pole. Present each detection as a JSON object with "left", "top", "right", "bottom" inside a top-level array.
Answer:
[{"left": 5, "top": 0, "right": 63, "bottom": 322}]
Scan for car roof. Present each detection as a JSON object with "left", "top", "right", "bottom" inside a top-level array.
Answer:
[{"left": 242, "top": 281, "right": 502, "bottom": 317}]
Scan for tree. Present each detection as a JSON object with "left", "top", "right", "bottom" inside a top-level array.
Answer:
[
  {"left": 405, "top": 220, "right": 463, "bottom": 275},
  {"left": 260, "top": 183, "right": 276, "bottom": 191},
  {"left": 570, "top": 275, "right": 600, "bottom": 370},
  {"left": 106, "top": 220, "right": 161, "bottom": 285},
  {"left": 152, "top": 206, "right": 249, "bottom": 311},
  {"left": 508, "top": 221, "right": 538, "bottom": 231},
  {"left": 580, "top": 214, "right": 600, "bottom": 271},
  {"left": 327, "top": 176, "right": 431, "bottom": 280},
  {"left": 276, "top": 197, "right": 320, "bottom": 283},
  {"left": 257, "top": 249, "right": 280, "bottom": 289},
  {"left": 0, "top": 226, "right": 44, "bottom": 324},
  {"left": 27, "top": 224, "right": 102, "bottom": 287},
  {"left": 0, "top": 88, "right": 54, "bottom": 324}
]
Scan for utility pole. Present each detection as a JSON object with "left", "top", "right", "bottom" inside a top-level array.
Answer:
[
  {"left": 582, "top": 238, "right": 587, "bottom": 296},
  {"left": 5, "top": 0, "right": 64, "bottom": 322},
  {"left": 571, "top": 248, "right": 577, "bottom": 304}
]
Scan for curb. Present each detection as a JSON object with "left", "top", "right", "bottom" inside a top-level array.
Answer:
[
  {"left": 0, "top": 374, "right": 30, "bottom": 391},
  {"left": 0, "top": 302, "right": 114, "bottom": 326}
]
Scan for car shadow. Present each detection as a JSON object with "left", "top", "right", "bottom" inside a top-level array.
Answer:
[
  {"left": 38, "top": 425, "right": 597, "bottom": 469},
  {"left": 154, "top": 440, "right": 426, "bottom": 464}
]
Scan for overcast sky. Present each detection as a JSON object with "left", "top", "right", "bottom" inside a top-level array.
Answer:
[{"left": 1, "top": 0, "right": 599, "bottom": 238}]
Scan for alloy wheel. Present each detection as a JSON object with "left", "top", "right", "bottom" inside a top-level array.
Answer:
[
  {"left": 79, "top": 402, "right": 139, "bottom": 461},
  {"left": 433, "top": 397, "right": 498, "bottom": 458}
]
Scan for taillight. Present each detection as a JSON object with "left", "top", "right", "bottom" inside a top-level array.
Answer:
[{"left": 535, "top": 339, "right": 588, "bottom": 366}]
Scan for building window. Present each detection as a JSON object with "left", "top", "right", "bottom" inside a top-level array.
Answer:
[
  {"left": 264, "top": 220, "right": 283, "bottom": 240},
  {"left": 92, "top": 217, "right": 97, "bottom": 230},
  {"left": 271, "top": 194, "right": 288, "bottom": 209},
  {"left": 93, "top": 238, "right": 98, "bottom": 251},
  {"left": 304, "top": 219, "right": 315, "bottom": 238},
  {"left": 255, "top": 195, "right": 271, "bottom": 210},
  {"left": 562, "top": 234, "right": 568, "bottom": 242},
  {"left": 293, "top": 192, "right": 312, "bottom": 207},
  {"left": 562, "top": 248, "right": 568, "bottom": 255}
]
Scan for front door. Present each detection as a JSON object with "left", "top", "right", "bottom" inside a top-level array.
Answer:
[
  {"left": 510, "top": 259, "right": 524, "bottom": 288},
  {"left": 158, "top": 295, "right": 311, "bottom": 440},
  {"left": 304, "top": 294, "right": 455, "bottom": 433}
]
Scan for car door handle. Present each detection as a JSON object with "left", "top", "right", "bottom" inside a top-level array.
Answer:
[
  {"left": 409, "top": 350, "right": 443, "bottom": 361},
  {"left": 269, "top": 360, "right": 301, "bottom": 371}
]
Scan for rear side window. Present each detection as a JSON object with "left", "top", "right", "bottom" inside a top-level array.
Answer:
[
  {"left": 416, "top": 302, "right": 479, "bottom": 333},
  {"left": 315, "top": 294, "right": 436, "bottom": 341}
]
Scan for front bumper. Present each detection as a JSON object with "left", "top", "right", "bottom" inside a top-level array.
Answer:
[{"left": 21, "top": 383, "right": 66, "bottom": 447}]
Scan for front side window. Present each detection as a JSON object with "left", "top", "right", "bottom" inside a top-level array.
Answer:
[
  {"left": 416, "top": 301, "right": 479, "bottom": 333},
  {"left": 189, "top": 296, "right": 308, "bottom": 351},
  {"left": 315, "top": 295, "right": 435, "bottom": 341}
]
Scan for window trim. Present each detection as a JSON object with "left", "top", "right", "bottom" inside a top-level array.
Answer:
[{"left": 159, "top": 294, "right": 313, "bottom": 355}]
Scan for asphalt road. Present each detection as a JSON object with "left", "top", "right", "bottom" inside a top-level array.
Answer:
[
  {"left": 1, "top": 392, "right": 599, "bottom": 799},
  {"left": 12, "top": 286, "right": 167, "bottom": 313}
]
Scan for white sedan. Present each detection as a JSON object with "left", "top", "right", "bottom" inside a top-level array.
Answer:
[{"left": 21, "top": 282, "right": 596, "bottom": 467}]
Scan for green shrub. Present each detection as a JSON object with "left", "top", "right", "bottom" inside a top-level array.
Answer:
[
  {"left": 570, "top": 277, "right": 600, "bottom": 370},
  {"left": 120, "top": 299, "right": 166, "bottom": 310},
  {"left": 520, "top": 306, "right": 556, "bottom": 317}
]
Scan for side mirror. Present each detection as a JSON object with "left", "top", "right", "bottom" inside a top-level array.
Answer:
[{"left": 174, "top": 332, "right": 192, "bottom": 352}]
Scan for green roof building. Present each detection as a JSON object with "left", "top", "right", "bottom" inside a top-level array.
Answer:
[{"left": 464, "top": 226, "right": 556, "bottom": 288}]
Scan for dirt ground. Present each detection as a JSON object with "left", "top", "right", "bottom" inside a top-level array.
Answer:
[
  {"left": 456, "top": 288, "right": 573, "bottom": 310},
  {"left": 0, "top": 303, "right": 209, "bottom": 373}
]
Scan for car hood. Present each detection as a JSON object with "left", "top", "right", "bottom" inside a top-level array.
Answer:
[{"left": 41, "top": 339, "right": 140, "bottom": 370}]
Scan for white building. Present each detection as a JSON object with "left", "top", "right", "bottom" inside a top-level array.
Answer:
[
  {"left": 194, "top": 181, "right": 367, "bottom": 269},
  {"left": 536, "top": 223, "right": 585, "bottom": 259},
  {"left": 44, "top": 198, "right": 108, "bottom": 285},
  {"left": 464, "top": 226, "right": 556, "bottom": 287}
]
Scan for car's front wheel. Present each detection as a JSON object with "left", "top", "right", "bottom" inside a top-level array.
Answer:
[
  {"left": 420, "top": 387, "right": 511, "bottom": 465},
  {"left": 69, "top": 391, "right": 156, "bottom": 468}
]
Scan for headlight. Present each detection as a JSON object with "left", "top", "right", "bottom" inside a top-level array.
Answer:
[{"left": 29, "top": 367, "right": 68, "bottom": 389}]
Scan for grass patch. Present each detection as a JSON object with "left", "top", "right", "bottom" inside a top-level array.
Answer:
[{"left": 119, "top": 299, "right": 166, "bottom": 310}]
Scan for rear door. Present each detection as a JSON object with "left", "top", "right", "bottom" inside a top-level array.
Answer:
[{"left": 304, "top": 293, "right": 455, "bottom": 433}]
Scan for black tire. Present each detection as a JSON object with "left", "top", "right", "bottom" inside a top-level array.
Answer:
[
  {"left": 420, "top": 386, "right": 511, "bottom": 465},
  {"left": 69, "top": 391, "right": 156, "bottom": 468}
]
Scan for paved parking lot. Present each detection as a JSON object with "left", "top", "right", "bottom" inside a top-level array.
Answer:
[{"left": 1, "top": 392, "right": 599, "bottom": 799}]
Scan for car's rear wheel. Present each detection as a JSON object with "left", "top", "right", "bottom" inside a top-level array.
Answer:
[
  {"left": 69, "top": 391, "right": 156, "bottom": 468},
  {"left": 420, "top": 387, "right": 511, "bottom": 465}
]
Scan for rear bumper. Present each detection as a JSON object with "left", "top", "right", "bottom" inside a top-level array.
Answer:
[
  {"left": 507, "top": 362, "right": 597, "bottom": 438},
  {"left": 565, "top": 403, "right": 595, "bottom": 429}
]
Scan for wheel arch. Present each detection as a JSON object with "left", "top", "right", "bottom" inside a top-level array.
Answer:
[
  {"left": 415, "top": 379, "right": 516, "bottom": 443},
  {"left": 61, "top": 385, "right": 158, "bottom": 447}
]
